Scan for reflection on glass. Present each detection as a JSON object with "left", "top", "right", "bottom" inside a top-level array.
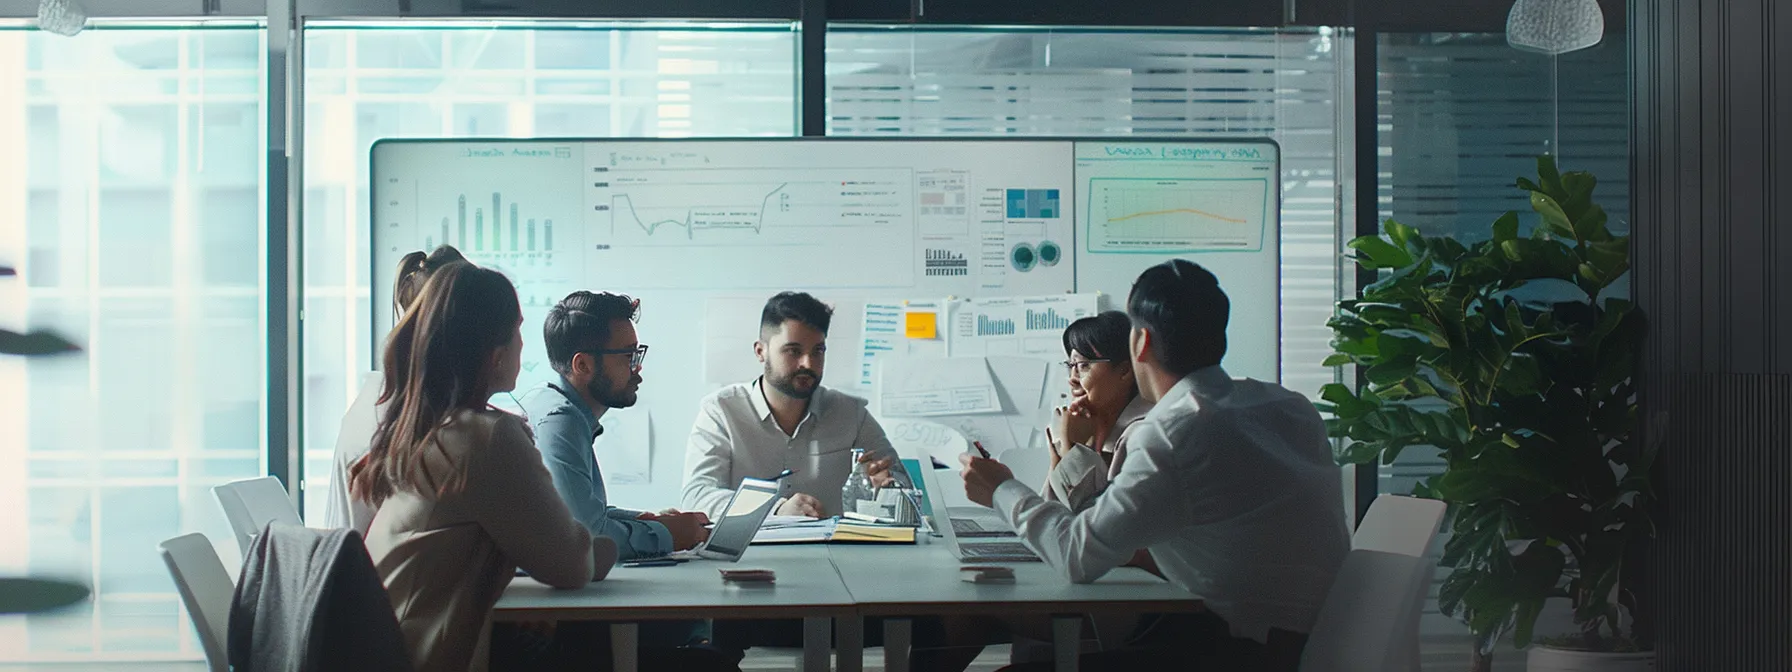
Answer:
[{"left": 0, "top": 26, "right": 269, "bottom": 660}]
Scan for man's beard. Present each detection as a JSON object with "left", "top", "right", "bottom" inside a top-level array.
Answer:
[
  {"left": 588, "top": 371, "right": 640, "bottom": 409},
  {"left": 765, "top": 364, "right": 821, "bottom": 400}
]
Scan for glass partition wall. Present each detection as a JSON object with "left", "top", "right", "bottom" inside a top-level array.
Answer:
[{"left": 1374, "top": 30, "right": 1630, "bottom": 650}]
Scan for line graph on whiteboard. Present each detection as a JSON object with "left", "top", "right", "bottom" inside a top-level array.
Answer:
[
  {"left": 593, "top": 168, "right": 914, "bottom": 246},
  {"left": 584, "top": 165, "right": 918, "bottom": 288},
  {"left": 1086, "top": 177, "right": 1269, "bottom": 253}
]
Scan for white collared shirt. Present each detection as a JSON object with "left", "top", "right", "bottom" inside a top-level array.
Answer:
[
  {"left": 680, "top": 378, "right": 896, "bottom": 519},
  {"left": 992, "top": 366, "right": 1351, "bottom": 643}
]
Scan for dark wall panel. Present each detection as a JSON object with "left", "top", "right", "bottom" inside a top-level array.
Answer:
[{"left": 1633, "top": 0, "right": 1792, "bottom": 668}]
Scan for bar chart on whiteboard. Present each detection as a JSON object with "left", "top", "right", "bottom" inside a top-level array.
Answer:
[{"left": 948, "top": 294, "right": 1100, "bottom": 358}]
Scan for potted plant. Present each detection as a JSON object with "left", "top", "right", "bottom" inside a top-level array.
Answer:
[
  {"left": 0, "top": 262, "right": 87, "bottom": 614},
  {"left": 1319, "top": 156, "right": 1654, "bottom": 671}
]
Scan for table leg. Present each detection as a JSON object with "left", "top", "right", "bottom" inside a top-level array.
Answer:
[
  {"left": 836, "top": 615, "right": 863, "bottom": 672},
  {"left": 1052, "top": 615, "right": 1080, "bottom": 672},
  {"left": 611, "top": 622, "right": 639, "bottom": 672},
  {"left": 801, "top": 616, "right": 832, "bottom": 672},
  {"left": 883, "top": 618, "right": 912, "bottom": 672}
]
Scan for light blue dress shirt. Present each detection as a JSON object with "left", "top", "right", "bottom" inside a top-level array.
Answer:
[{"left": 518, "top": 378, "right": 672, "bottom": 561}]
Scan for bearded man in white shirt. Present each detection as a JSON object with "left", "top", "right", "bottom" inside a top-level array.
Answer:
[{"left": 962, "top": 259, "right": 1351, "bottom": 672}]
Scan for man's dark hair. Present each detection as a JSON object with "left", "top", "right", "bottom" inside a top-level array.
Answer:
[
  {"left": 760, "top": 291, "right": 833, "bottom": 338},
  {"left": 1126, "top": 259, "right": 1229, "bottom": 377},
  {"left": 1062, "top": 311, "right": 1133, "bottom": 363},
  {"left": 544, "top": 291, "right": 640, "bottom": 376}
]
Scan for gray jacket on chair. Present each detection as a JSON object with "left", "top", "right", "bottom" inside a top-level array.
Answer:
[{"left": 228, "top": 521, "right": 412, "bottom": 672}]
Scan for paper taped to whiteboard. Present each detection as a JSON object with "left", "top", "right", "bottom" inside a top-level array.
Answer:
[
  {"left": 878, "top": 357, "right": 1000, "bottom": 417},
  {"left": 704, "top": 297, "right": 768, "bottom": 386},
  {"left": 595, "top": 408, "right": 652, "bottom": 485}
]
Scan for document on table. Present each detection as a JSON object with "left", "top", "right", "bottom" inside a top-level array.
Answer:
[
  {"left": 878, "top": 357, "right": 1001, "bottom": 417},
  {"left": 752, "top": 518, "right": 837, "bottom": 544}
]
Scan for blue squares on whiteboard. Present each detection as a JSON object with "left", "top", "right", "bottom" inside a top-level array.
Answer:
[{"left": 1006, "top": 188, "right": 1061, "bottom": 219}]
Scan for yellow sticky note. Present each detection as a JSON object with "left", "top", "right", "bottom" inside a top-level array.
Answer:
[{"left": 904, "top": 312, "right": 938, "bottom": 339}]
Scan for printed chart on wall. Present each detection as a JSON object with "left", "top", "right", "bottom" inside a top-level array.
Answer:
[{"left": 1071, "top": 140, "right": 1281, "bottom": 383}]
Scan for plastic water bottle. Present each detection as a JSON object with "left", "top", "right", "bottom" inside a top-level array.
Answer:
[{"left": 842, "top": 448, "right": 879, "bottom": 517}]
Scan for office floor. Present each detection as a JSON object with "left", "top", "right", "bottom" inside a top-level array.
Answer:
[{"left": 0, "top": 637, "right": 1528, "bottom": 671}]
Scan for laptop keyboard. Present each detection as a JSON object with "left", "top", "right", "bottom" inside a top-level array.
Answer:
[
  {"left": 960, "top": 541, "right": 1041, "bottom": 561},
  {"left": 951, "top": 518, "right": 1016, "bottom": 538}
]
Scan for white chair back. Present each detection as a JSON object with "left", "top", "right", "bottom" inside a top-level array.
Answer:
[
  {"left": 160, "top": 533, "right": 233, "bottom": 672},
  {"left": 1301, "top": 548, "right": 1434, "bottom": 672},
  {"left": 1301, "top": 495, "right": 1448, "bottom": 671},
  {"left": 214, "top": 476, "right": 303, "bottom": 556},
  {"left": 1353, "top": 494, "right": 1447, "bottom": 556}
]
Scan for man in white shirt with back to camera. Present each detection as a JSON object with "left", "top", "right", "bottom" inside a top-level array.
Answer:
[{"left": 960, "top": 259, "right": 1350, "bottom": 672}]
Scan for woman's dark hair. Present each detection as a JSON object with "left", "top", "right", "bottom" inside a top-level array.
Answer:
[
  {"left": 391, "top": 245, "right": 467, "bottom": 319},
  {"left": 351, "top": 260, "right": 520, "bottom": 507},
  {"left": 1062, "top": 311, "right": 1134, "bottom": 363}
]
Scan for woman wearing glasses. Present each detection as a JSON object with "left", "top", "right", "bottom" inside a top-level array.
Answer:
[{"left": 1046, "top": 311, "right": 1154, "bottom": 512}]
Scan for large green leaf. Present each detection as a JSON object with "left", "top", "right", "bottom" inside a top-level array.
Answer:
[
  {"left": 1537, "top": 155, "right": 1565, "bottom": 197},
  {"left": 1492, "top": 212, "right": 1520, "bottom": 243},
  {"left": 1383, "top": 219, "right": 1421, "bottom": 253},
  {"left": 1531, "top": 192, "right": 1577, "bottom": 240},
  {"left": 0, "top": 329, "right": 81, "bottom": 356},
  {"left": 1349, "top": 235, "right": 1415, "bottom": 270}
]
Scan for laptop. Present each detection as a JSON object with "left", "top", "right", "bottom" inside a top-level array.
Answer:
[
  {"left": 914, "top": 457, "right": 1041, "bottom": 563},
  {"left": 671, "top": 477, "right": 782, "bottom": 562},
  {"left": 515, "top": 480, "right": 782, "bottom": 576}
]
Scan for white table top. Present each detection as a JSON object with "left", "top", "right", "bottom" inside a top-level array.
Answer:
[
  {"left": 492, "top": 545, "right": 856, "bottom": 622},
  {"left": 493, "top": 538, "right": 1201, "bottom": 622},
  {"left": 827, "top": 538, "right": 1203, "bottom": 617}
]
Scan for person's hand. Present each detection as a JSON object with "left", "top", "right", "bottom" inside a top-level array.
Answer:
[
  {"left": 1055, "top": 403, "right": 1100, "bottom": 448},
  {"left": 657, "top": 512, "right": 711, "bottom": 551},
  {"left": 959, "top": 453, "right": 1015, "bottom": 508},
  {"left": 638, "top": 508, "right": 695, "bottom": 521},
  {"left": 860, "top": 452, "right": 898, "bottom": 487},
  {"left": 776, "top": 493, "right": 825, "bottom": 518},
  {"left": 1067, "top": 397, "right": 1114, "bottom": 450}
]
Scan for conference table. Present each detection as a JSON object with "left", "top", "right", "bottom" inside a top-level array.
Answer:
[{"left": 491, "top": 536, "right": 1202, "bottom": 672}]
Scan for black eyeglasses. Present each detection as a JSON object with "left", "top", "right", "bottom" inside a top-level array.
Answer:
[
  {"left": 1062, "top": 358, "right": 1111, "bottom": 375},
  {"left": 588, "top": 344, "right": 649, "bottom": 372}
]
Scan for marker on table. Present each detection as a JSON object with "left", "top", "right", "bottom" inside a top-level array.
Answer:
[{"left": 973, "top": 441, "right": 992, "bottom": 459}]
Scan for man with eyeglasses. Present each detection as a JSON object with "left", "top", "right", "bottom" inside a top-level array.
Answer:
[{"left": 517, "top": 290, "right": 710, "bottom": 560}]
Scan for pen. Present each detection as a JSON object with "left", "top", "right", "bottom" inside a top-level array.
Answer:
[
  {"left": 622, "top": 559, "right": 679, "bottom": 568},
  {"left": 973, "top": 441, "right": 991, "bottom": 459},
  {"left": 769, "top": 468, "right": 797, "bottom": 481}
]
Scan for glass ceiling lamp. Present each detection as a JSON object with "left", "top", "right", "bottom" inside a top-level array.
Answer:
[
  {"left": 1506, "top": 0, "right": 1605, "bottom": 55},
  {"left": 37, "top": 0, "right": 87, "bottom": 36}
]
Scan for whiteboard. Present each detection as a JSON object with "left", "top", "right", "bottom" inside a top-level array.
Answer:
[{"left": 368, "top": 138, "right": 1278, "bottom": 508}]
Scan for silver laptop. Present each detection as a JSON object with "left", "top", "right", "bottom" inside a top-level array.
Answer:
[
  {"left": 915, "top": 459, "right": 1040, "bottom": 563},
  {"left": 684, "top": 477, "right": 782, "bottom": 562}
]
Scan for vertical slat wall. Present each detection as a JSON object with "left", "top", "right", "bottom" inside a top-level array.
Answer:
[{"left": 1632, "top": 0, "right": 1792, "bottom": 668}]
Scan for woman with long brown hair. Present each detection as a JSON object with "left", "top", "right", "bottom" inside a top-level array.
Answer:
[
  {"left": 326, "top": 245, "right": 467, "bottom": 533},
  {"left": 352, "top": 260, "right": 616, "bottom": 672}
]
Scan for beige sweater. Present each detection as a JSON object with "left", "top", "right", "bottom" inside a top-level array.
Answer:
[{"left": 364, "top": 408, "right": 617, "bottom": 672}]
